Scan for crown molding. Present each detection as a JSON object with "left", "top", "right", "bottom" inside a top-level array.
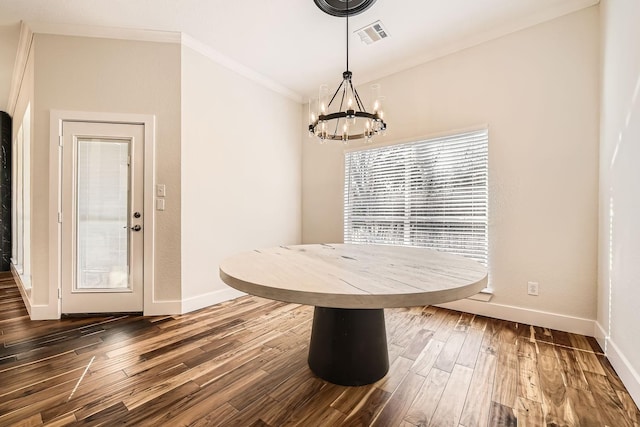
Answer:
[
  {"left": 7, "top": 22, "right": 33, "bottom": 115},
  {"left": 432, "top": 0, "right": 601, "bottom": 60},
  {"left": 26, "top": 21, "right": 181, "bottom": 44},
  {"left": 181, "top": 34, "right": 302, "bottom": 103},
  {"left": 358, "top": 0, "right": 600, "bottom": 90},
  {"left": 23, "top": 21, "right": 302, "bottom": 104}
]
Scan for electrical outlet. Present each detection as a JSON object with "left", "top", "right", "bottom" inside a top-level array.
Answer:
[{"left": 527, "top": 281, "right": 539, "bottom": 296}]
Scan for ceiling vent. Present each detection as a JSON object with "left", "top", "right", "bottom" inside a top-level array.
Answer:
[{"left": 355, "top": 20, "right": 389, "bottom": 45}]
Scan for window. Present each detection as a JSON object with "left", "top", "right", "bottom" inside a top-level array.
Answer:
[
  {"left": 344, "top": 129, "right": 488, "bottom": 266},
  {"left": 12, "top": 103, "right": 31, "bottom": 288}
]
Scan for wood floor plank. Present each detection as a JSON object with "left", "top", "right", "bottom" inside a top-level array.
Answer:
[
  {"left": 187, "top": 403, "right": 239, "bottom": 427},
  {"left": 411, "top": 338, "right": 445, "bottom": 376},
  {"left": 391, "top": 314, "right": 427, "bottom": 348},
  {"left": 516, "top": 338, "right": 537, "bottom": 360},
  {"left": 517, "top": 354, "right": 542, "bottom": 403},
  {"left": 421, "top": 306, "right": 448, "bottom": 331},
  {"left": 515, "top": 397, "right": 543, "bottom": 427},
  {"left": 0, "top": 278, "right": 636, "bottom": 426},
  {"left": 616, "top": 389, "right": 640, "bottom": 425},
  {"left": 487, "top": 401, "right": 517, "bottom": 427},
  {"left": 568, "top": 332, "right": 598, "bottom": 352},
  {"left": 376, "top": 356, "right": 414, "bottom": 393},
  {"left": 41, "top": 413, "right": 77, "bottom": 426},
  {"left": 331, "top": 384, "right": 377, "bottom": 414},
  {"left": 218, "top": 394, "right": 280, "bottom": 426},
  {"left": 480, "top": 318, "right": 501, "bottom": 355},
  {"left": 401, "top": 329, "right": 433, "bottom": 361},
  {"left": 456, "top": 326, "right": 484, "bottom": 369},
  {"left": 340, "top": 387, "right": 391, "bottom": 426},
  {"left": 372, "top": 371, "right": 424, "bottom": 426},
  {"left": 403, "top": 368, "right": 450, "bottom": 426},
  {"left": 574, "top": 347, "right": 607, "bottom": 376},
  {"left": 536, "top": 352, "right": 573, "bottom": 426},
  {"left": 264, "top": 376, "right": 325, "bottom": 425},
  {"left": 530, "top": 325, "right": 554, "bottom": 343},
  {"left": 556, "top": 346, "right": 590, "bottom": 391},
  {"left": 434, "top": 330, "right": 466, "bottom": 373},
  {"left": 111, "top": 380, "right": 202, "bottom": 426},
  {"left": 566, "top": 386, "right": 605, "bottom": 426},
  {"left": 584, "top": 371, "right": 634, "bottom": 427},
  {"left": 280, "top": 382, "right": 346, "bottom": 426},
  {"left": 429, "top": 364, "right": 474, "bottom": 427},
  {"left": 224, "top": 351, "right": 307, "bottom": 411},
  {"left": 12, "top": 413, "right": 42, "bottom": 427},
  {"left": 549, "top": 328, "right": 573, "bottom": 347},
  {"left": 469, "top": 314, "right": 489, "bottom": 331},
  {"left": 433, "top": 311, "right": 462, "bottom": 342},
  {"left": 599, "top": 354, "right": 629, "bottom": 392},
  {"left": 491, "top": 343, "right": 518, "bottom": 408},
  {"left": 454, "top": 312, "right": 474, "bottom": 332},
  {"left": 459, "top": 351, "right": 496, "bottom": 427},
  {"left": 142, "top": 363, "right": 261, "bottom": 426}
]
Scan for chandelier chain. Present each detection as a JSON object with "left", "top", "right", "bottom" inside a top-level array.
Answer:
[{"left": 346, "top": 0, "right": 350, "bottom": 71}]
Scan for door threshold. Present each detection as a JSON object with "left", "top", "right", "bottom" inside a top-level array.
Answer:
[{"left": 62, "top": 312, "right": 143, "bottom": 318}]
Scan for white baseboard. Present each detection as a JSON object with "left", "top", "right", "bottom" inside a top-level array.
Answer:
[
  {"left": 436, "top": 299, "right": 595, "bottom": 336},
  {"left": 594, "top": 321, "right": 608, "bottom": 350},
  {"left": 144, "top": 299, "right": 182, "bottom": 316},
  {"left": 12, "top": 264, "right": 62, "bottom": 319},
  {"left": 181, "top": 287, "right": 246, "bottom": 314},
  {"left": 12, "top": 266, "right": 33, "bottom": 317},
  {"left": 29, "top": 304, "right": 62, "bottom": 320},
  {"left": 12, "top": 269, "right": 61, "bottom": 320},
  {"left": 606, "top": 337, "right": 640, "bottom": 408}
]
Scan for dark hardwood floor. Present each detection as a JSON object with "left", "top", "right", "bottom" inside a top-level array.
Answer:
[{"left": 1, "top": 273, "right": 638, "bottom": 426}]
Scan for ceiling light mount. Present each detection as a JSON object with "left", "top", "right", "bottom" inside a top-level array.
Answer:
[
  {"left": 314, "top": 0, "right": 377, "bottom": 17},
  {"left": 309, "top": 0, "right": 387, "bottom": 143}
]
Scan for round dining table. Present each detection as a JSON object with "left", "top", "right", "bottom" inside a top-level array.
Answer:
[{"left": 219, "top": 243, "right": 487, "bottom": 386}]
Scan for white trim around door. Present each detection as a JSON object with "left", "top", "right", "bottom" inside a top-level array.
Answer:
[{"left": 49, "top": 111, "right": 156, "bottom": 319}]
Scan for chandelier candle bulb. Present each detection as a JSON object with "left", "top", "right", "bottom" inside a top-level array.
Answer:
[
  {"left": 308, "top": 100, "right": 317, "bottom": 126},
  {"left": 319, "top": 84, "right": 328, "bottom": 114},
  {"left": 371, "top": 84, "right": 381, "bottom": 112}
]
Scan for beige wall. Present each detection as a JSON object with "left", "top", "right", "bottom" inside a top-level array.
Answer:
[
  {"left": 302, "top": 8, "right": 600, "bottom": 322},
  {"left": 0, "top": 24, "right": 20, "bottom": 112},
  {"left": 33, "top": 34, "right": 182, "bottom": 305},
  {"left": 15, "top": 32, "right": 302, "bottom": 316},
  {"left": 180, "top": 45, "right": 302, "bottom": 306},
  {"left": 598, "top": 0, "right": 640, "bottom": 404}
]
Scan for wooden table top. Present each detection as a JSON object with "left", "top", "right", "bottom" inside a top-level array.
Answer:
[{"left": 219, "top": 244, "right": 488, "bottom": 309}]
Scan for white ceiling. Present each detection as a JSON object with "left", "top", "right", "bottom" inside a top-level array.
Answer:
[{"left": 0, "top": 0, "right": 598, "bottom": 110}]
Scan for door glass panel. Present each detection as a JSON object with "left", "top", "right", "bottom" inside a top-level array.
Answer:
[{"left": 76, "top": 139, "right": 130, "bottom": 290}]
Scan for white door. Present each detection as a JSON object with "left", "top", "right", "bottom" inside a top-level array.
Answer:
[{"left": 61, "top": 121, "right": 144, "bottom": 313}]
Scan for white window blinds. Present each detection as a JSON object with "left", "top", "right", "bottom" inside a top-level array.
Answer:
[{"left": 344, "top": 129, "right": 489, "bottom": 265}]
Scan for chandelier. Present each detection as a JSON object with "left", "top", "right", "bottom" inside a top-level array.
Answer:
[{"left": 309, "top": 0, "right": 387, "bottom": 143}]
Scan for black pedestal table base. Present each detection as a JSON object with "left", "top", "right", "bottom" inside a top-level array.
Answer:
[{"left": 307, "top": 306, "right": 389, "bottom": 386}]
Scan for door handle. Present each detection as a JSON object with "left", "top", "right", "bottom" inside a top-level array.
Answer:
[{"left": 131, "top": 225, "right": 142, "bottom": 232}]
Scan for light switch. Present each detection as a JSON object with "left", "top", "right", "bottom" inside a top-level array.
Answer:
[
  {"left": 156, "top": 184, "right": 166, "bottom": 197},
  {"left": 156, "top": 198, "right": 165, "bottom": 211}
]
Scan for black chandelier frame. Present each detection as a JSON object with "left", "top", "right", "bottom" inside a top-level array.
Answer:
[{"left": 309, "top": 0, "right": 387, "bottom": 142}]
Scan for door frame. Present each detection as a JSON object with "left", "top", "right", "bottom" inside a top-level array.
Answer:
[{"left": 50, "top": 111, "right": 156, "bottom": 318}]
